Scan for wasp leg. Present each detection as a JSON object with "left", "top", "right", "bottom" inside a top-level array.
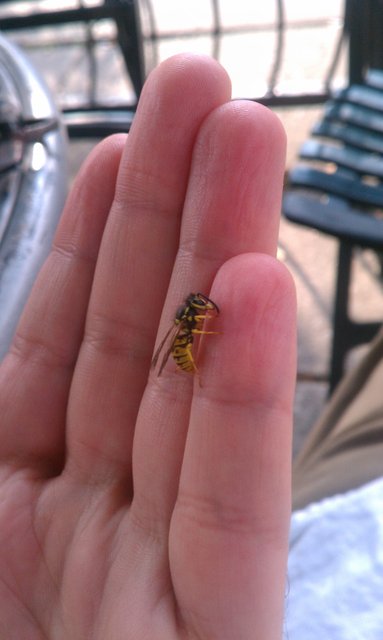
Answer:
[
  {"left": 185, "top": 341, "right": 199, "bottom": 374},
  {"left": 192, "top": 329, "right": 219, "bottom": 335},
  {"left": 193, "top": 314, "right": 219, "bottom": 335},
  {"left": 194, "top": 314, "right": 216, "bottom": 321},
  {"left": 184, "top": 342, "right": 203, "bottom": 387}
]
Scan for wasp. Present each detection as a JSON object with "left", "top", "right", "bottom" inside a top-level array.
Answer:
[{"left": 151, "top": 292, "right": 219, "bottom": 377}]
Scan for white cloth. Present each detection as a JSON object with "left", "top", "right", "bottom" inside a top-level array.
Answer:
[{"left": 286, "top": 477, "right": 383, "bottom": 639}]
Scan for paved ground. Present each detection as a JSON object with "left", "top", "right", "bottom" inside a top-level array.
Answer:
[{"left": 6, "top": 1, "right": 383, "bottom": 455}]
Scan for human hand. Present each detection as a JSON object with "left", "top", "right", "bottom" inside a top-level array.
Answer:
[{"left": 0, "top": 54, "right": 296, "bottom": 639}]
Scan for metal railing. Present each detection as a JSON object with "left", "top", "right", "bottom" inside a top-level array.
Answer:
[
  {"left": 0, "top": 0, "right": 369, "bottom": 135},
  {"left": 1, "top": 0, "right": 348, "bottom": 106},
  {"left": 139, "top": 0, "right": 347, "bottom": 106}
]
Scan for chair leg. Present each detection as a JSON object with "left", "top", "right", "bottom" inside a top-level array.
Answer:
[
  {"left": 329, "top": 241, "right": 382, "bottom": 394},
  {"left": 106, "top": 0, "right": 146, "bottom": 101},
  {"left": 329, "top": 241, "right": 353, "bottom": 394}
]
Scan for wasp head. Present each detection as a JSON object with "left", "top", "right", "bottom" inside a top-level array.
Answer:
[{"left": 187, "top": 292, "right": 219, "bottom": 314}]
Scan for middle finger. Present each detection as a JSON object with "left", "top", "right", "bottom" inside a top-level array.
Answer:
[
  {"left": 132, "top": 99, "right": 287, "bottom": 527},
  {"left": 66, "top": 55, "right": 232, "bottom": 482}
]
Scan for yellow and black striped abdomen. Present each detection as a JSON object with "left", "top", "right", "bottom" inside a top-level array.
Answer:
[
  {"left": 151, "top": 292, "right": 219, "bottom": 377},
  {"left": 172, "top": 332, "right": 196, "bottom": 372}
]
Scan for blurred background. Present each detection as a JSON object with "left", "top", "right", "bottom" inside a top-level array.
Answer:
[{"left": 1, "top": 0, "right": 383, "bottom": 453}]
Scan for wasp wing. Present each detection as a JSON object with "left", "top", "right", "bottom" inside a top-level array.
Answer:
[{"left": 151, "top": 323, "right": 182, "bottom": 375}]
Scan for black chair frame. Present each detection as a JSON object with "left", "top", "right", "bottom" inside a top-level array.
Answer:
[{"left": 283, "top": 0, "right": 383, "bottom": 393}]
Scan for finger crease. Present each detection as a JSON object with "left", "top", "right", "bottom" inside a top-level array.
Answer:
[{"left": 10, "top": 330, "right": 78, "bottom": 370}]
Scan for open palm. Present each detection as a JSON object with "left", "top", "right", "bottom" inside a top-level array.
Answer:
[{"left": 0, "top": 55, "right": 296, "bottom": 639}]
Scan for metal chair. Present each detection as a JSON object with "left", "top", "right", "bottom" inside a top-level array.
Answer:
[{"left": 283, "top": 0, "right": 383, "bottom": 393}]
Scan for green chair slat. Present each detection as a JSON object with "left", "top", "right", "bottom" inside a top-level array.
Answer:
[
  {"left": 283, "top": 192, "right": 383, "bottom": 248},
  {"left": 313, "top": 120, "right": 383, "bottom": 154},
  {"left": 300, "top": 140, "right": 383, "bottom": 177},
  {"left": 289, "top": 166, "right": 383, "bottom": 207},
  {"left": 366, "top": 69, "right": 383, "bottom": 90},
  {"left": 325, "top": 102, "right": 383, "bottom": 133},
  {"left": 337, "top": 84, "right": 383, "bottom": 111}
]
